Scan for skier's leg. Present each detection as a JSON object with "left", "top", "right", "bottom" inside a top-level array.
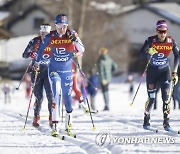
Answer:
[
  {"left": 43, "top": 70, "right": 53, "bottom": 127},
  {"left": 49, "top": 71, "right": 62, "bottom": 136},
  {"left": 160, "top": 70, "right": 171, "bottom": 129},
  {"left": 143, "top": 68, "right": 158, "bottom": 127},
  {"left": 33, "top": 77, "right": 43, "bottom": 127},
  {"left": 175, "top": 82, "right": 180, "bottom": 109},
  {"left": 49, "top": 71, "right": 61, "bottom": 122},
  {"left": 72, "top": 72, "right": 82, "bottom": 102},
  {"left": 61, "top": 72, "right": 73, "bottom": 130},
  {"left": 72, "top": 72, "right": 88, "bottom": 112}
]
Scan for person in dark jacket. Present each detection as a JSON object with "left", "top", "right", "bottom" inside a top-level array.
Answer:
[{"left": 97, "top": 47, "right": 117, "bottom": 111}]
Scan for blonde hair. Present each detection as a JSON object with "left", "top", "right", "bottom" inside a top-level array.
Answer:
[{"left": 99, "top": 47, "right": 108, "bottom": 54}]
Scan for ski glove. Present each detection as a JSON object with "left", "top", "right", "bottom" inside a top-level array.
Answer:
[
  {"left": 148, "top": 47, "right": 158, "bottom": 56},
  {"left": 69, "top": 31, "right": 78, "bottom": 42},
  {"left": 69, "top": 33, "right": 77, "bottom": 42},
  {"left": 172, "top": 72, "right": 178, "bottom": 85}
]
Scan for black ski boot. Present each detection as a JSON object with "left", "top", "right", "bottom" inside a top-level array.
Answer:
[
  {"left": 32, "top": 115, "right": 40, "bottom": 127},
  {"left": 143, "top": 113, "right": 150, "bottom": 129},
  {"left": 163, "top": 118, "right": 171, "bottom": 131}
]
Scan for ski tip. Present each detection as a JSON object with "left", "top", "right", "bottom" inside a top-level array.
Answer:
[
  {"left": 92, "top": 127, "right": 96, "bottom": 131},
  {"left": 129, "top": 102, "right": 133, "bottom": 106}
]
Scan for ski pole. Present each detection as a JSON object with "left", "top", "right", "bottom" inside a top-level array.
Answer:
[
  {"left": 23, "top": 70, "right": 39, "bottom": 129},
  {"left": 74, "top": 57, "right": 96, "bottom": 130},
  {"left": 167, "top": 81, "right": 175, "bottom": 103},
  {"left": 16, "top": 60, "right": 32, "bottom": 90},
  {"left": 61, "top": 97, "right": 64, "bottom": 124},
  {"left": 130, "top": 56, "right": 152, "bottom": 106}
]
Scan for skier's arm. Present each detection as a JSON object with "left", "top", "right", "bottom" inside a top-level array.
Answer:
[
  {"left": 35, "top": 34, "right": 50, "bottom": 62},
  {"left": 22, "top": 38, "right": 36, "bottom": 58},
  {"left": 74, "top": 38, "right": 85, "bottom": 53},
  {"left": 139, "top": 38, "right": 152, "bottom": 59},
  {"left": 68, "top": 30, "right": 85, "bottom": 54},
  {"left": 172, "top": 39, "right": 179, "bottom": 73}
]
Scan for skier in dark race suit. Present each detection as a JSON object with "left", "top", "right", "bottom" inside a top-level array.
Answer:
[
  {"left": 22, "top": 24, "right": 53, "bottom": 128},
  {"left": 140, "top": 20, "right": 179, "bottom": 131}
]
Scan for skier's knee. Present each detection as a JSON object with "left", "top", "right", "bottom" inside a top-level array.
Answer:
[{"left": 148, "top": 88, "right": 156, "bottom": 99}]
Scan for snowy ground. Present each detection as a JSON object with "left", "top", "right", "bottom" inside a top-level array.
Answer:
[{"left": 0, "top": 80, "right": 180, "bottom": 154}]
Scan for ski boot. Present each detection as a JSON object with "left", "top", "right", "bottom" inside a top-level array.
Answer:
[
  {"left": 49, "top": 115, "right": 53, "bottom": 128},
  {"left": 51, "top": 122, "right": 59, "bottom": 137},
  {"left": 80, "top": 102, "right": 89, "bottom": 113},
  {"left": 143, "top": 113, "right": 150, "bottom": 129},
  {"left": 65, "top": 112, "right": 73, "bottom": 136},
  {"left": 32, "top": 115, "right": 40, "bottom": 127},
  {"left": 163, "top": 118, "right": 171, "bottom": 131}
]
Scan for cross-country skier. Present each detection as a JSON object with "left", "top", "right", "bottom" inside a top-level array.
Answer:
[
  {"left": 22, "top": 24, "right": 53, "bottom": 128},
  {"left": 140, "top": 20, "right": 179, "bottom": 131},
  {"left": 34, "top": 14, "right": 85, "bottom": 137},
  {"left": 72, "top": 62, "right": 89, "bottom": 113}
]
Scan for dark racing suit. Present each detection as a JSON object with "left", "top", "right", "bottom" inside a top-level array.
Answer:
[
  {"left": 140, "top": 35, "right": 179, "bottom": 126},
  {"left": 22, "top": 36, "right": 53, "bottom": 117}
]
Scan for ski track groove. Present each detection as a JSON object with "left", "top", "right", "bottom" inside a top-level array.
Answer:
[
  {"left": 1, "top": 107, "right": 180, "bottom": 153},
  {"left": 2, "top": 111, "right": 111, "bottom": 154}
]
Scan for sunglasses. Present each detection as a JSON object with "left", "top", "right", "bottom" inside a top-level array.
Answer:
[{"left": 157, "top": 30, "right": 167, "bottom": 34}]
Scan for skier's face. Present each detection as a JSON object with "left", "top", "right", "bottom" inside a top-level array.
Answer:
[
  {"left": 40, "top": 31, "right": 49, "bottom": 40},
  {"left": 55, "top": 24, "right": 68, "bottom": 35},
  {"left": 157, "top": 27, "right": 168, "bottom": 42}
]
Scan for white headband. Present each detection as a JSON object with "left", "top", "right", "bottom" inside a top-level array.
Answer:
[{"left": 40, "top": 25, "right": 51, "bottom": 33}]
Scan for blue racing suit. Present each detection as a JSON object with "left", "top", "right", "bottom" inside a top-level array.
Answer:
[{"left": 35, "top": 30, "right": 85, "bottom": 122}]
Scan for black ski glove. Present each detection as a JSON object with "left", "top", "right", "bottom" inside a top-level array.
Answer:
[{"left": 69, "top": 33, "right": 77, "bottom": 42}]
